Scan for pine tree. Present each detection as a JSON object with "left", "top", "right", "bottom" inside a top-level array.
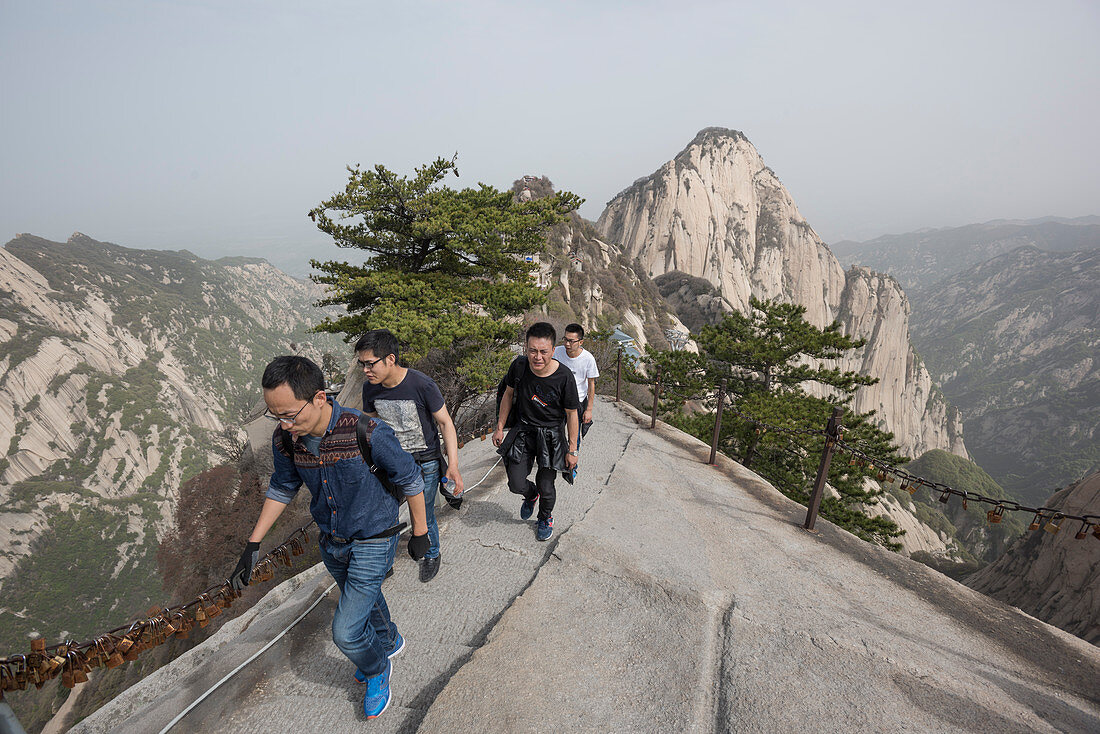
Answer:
[
  {"left": 308, "top": 156, "right": 582, "bottom": 419},
  {"left": 672, "top": 297, "right": 907, "bottom": 548}
]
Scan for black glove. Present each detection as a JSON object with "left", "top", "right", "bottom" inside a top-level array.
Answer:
[
  {"left": 231, "top": 541, "right": 261, "bottom": 591},
  {"left": 407, "top": 533, "right": 430, "bottom": 561}
]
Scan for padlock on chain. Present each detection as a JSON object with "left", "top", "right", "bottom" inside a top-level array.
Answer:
[
  {"left": 987, "top": 506, "right": 1005, "bottom": 524},
  {"left": 30, "top": 664, "right": 46, "bottom": 690},
  {"left": 72, "top": 654, "right": 90, "bottom": 685},
  {"left": 103, "top": 637, "right": 124, "bottom": 669},
  {"left": 48, "top": 654, "right": 67, "bottom": 674}
]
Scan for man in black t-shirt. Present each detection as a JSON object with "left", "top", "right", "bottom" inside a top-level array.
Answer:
[
  {"left": 358, "top": 329, "right": 465, "bottom": 583},
  {"left": 493, "top": 322, "right": 580, "bottom": 541}
]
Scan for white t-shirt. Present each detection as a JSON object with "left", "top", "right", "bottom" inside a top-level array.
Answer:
[{"left": 553, "top": 346, "right": 600, "bottom": 401}]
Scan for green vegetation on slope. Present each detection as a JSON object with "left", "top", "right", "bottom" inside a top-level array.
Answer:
[{"left": 902, "top": 449, "right": 1026, "bottom": 563}]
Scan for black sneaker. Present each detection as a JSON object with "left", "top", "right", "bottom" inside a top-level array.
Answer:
[
  {"left": 536, "top": 517, "right": 553, "bottom": 541},
  {"left": 419, "top": 555, "right": 441, "bottom": 583}
]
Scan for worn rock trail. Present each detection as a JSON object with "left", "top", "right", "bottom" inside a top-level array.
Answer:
[{"left": 73, "top": 398, "right": 1100, "bottom": 734}]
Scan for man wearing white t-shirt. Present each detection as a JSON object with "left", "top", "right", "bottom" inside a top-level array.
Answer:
[{"left": 553, "top": 323, "right": 600, "bottom": 443}]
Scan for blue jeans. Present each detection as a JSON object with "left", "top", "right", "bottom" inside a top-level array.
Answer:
[
  {"left": 418, "top": 459, "right": 441, "bottom": 559},
  {"left": 319, "top": 533, "right": 399, "bottom": 678}
]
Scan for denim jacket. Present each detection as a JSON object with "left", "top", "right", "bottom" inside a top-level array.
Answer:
[{"left": 266, "top": 397, "right": 425, "bottom": 539}]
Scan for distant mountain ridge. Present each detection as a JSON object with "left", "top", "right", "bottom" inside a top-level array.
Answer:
[{"left": 830, "top": 217, "right": 1100, "bottom": 291}]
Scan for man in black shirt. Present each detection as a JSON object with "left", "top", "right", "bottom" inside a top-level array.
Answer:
[
  {"left": 358, "top": 329, "right": 465, "bottom": 583},
  {"left": 493, "top": 322, "right": 580, "bottom": 541}
]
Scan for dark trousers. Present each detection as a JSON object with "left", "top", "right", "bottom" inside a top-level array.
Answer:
[
  {"left": 505, "top": 457, "right": 557, "bottom": 522},
  {"left": 578, "top": 396, "right": 591, "bottom": 447}
]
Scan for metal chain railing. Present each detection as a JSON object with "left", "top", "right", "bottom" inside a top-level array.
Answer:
[
  {"left": 0, "top": 523, "right": 315, "bottom": 698},
  {"left": 689, "top": 387, "right": 1100, "bottom": 539},
  {"left": 833, "top": 438, "right": 1100, "bottom": 537},
  {"left": 636, "top": 366, "right": 1099, "bottom": 540}
]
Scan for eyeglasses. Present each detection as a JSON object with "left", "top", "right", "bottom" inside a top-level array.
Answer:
[
  {"left": 562, "top": 337, "right": 582, "bottom": 344},
  {"left": 264, "top": 401, "right": 310, "bottom": 426},
  {"left": 357, "top": 355, "right": 386, "bottom": 370}
]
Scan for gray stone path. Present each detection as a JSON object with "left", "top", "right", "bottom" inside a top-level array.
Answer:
[{"left": 73, "top": 397, "right": 1100, "bottom": 733}]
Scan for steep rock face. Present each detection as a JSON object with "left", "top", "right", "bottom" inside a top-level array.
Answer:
[
  {"left": 597, "top": 128, "right": 966, "bottom": 460},
  {"left": 966, "top": 471, "right": 1100, "bottom": 644},
  {"left": 536, "top": 210, "right": 675, "bottom": 353},
  {"left": 0, "top": 233, "right": 340, "bottom": 661}
]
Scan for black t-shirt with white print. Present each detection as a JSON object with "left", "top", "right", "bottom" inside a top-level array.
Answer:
[{"left": 505, "top": 357, "right": 580, "bottom": 428}]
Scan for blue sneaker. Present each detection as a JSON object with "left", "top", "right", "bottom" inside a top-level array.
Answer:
[
  {"left": 536, "top": 516, "right": 553, "bottom": 541},
  {"left": 355, "top": 633, "right": 405, "bottom": 682},
  {"left": 520, "top": 494, "right": 538, "bottom": 521},
  {"left": 363, "top": 660, "right": 392, "bottom": 719}
]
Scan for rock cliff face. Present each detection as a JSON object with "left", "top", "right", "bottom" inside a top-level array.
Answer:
[
  {"left": 596, "top": 128, "right": 966, "bottom": 460},
  {"left": 509, "top": 177, "right": 676, "bottom": 354},
  {"left": 908, "top": 246, "right": 1100, "bottom": 505},
  {"left": 0, "top": 233, "right": 339, "bottom": 659},
  {"left": 966, "top": 471, "right": 1100, "bottom": 645},
  {"left": 541, "top": 214, "right": 673, "bottom": 352}
]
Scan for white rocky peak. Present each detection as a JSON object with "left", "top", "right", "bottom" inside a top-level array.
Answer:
[{"left": 597, "top": 128, "right": 966, "bottom": 460}]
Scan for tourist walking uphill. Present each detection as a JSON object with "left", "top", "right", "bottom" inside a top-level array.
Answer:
[
  {"left": 493, "top": 322, "right": 580, "bottom": 541},
  {"left": 553, "top": 322, "right": 599, "bottom": 446},
  {"left": 230, "top": 355, "right": 430, "bottom": 720},
  {"left": 356, "top": 328, "right": 465, "bottom": 583}
]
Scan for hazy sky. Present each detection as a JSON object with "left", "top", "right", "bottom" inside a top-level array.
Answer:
[{"left": 3, "top": 0, "right": 1098, "bottom": 276}]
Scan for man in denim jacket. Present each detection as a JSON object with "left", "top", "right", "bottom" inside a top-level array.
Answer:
[{"left": 231, "top": 356, "right": 429, "bottom": 720}]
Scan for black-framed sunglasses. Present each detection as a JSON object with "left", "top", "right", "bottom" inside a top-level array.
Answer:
[
  {"left": 263, "top": 401, "right": 310, "bottom": 426},
  {"left": 357, "top": 355, "right": 387, "bottom": 370}
]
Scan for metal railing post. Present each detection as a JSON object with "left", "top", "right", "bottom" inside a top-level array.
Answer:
[
  {"left": 650, "top": 365, "right": 662, "bottom": 428},
  {"left": 708, "top": 379, "right": 727, "bottom": 465},
  {"left": 804, "top": 406, "right": 844, "bottom": 531}
]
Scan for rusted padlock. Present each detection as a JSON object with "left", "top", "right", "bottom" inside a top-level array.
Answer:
[
  {"left": 987, "top": 506, "right": 1005, "bottom": 524},
  {"left": 1029, "top": 513, "right": 1043, "bottom": 531},
  {"left": 1044, "top": 515, "right": 1063, "bottom": 534},
  {"left": 72, "top": 656, "right": 89, "bottom": 685},
  {"left": 0, "top": 663, "right": 16, "bottom": 692}
]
